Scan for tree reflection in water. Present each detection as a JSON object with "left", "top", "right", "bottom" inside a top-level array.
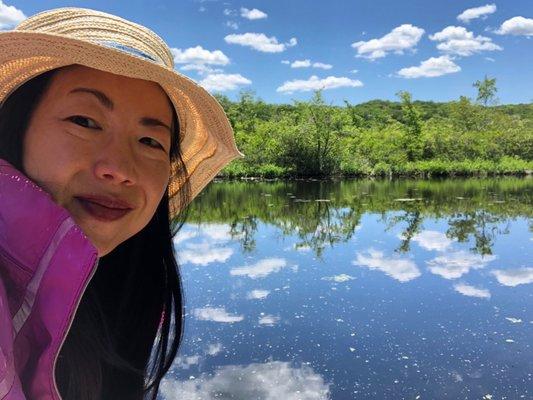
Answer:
[{"left": 184, "top": 177, "right": 532, "bottom": 258}]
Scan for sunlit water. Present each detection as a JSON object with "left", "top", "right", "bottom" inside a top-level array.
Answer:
[{"left": 158, "top": 178, "right": 533, "bottom": 400}]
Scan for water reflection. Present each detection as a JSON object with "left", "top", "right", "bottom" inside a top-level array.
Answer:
[
  {"left": 186, "top": 178, "right": 532, "bottom": 257},
  {"left": 354, "top": 249, "right": 420, "bottom": 282},
  {"left": 491, "top": 268, "right": 533, "bottom": 287},
  {"left": 161, "top": 178, "right": 532, "bottom": 400},
  {"left": 161, "top": 361, "right": 330, "bottom": 400}
]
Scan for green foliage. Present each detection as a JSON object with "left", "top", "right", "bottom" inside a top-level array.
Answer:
[
  {"left": 217, "top": 89, "right": 533, "bottom": 178},
  {"left": 473, "top": 75, "right": 498, "bottom": 106},
  {"left": 256, "top": 163, "right": 289, "bottom": 178},
  {"left": 396, "top": 90, "right": 423, "bottom": 161}
]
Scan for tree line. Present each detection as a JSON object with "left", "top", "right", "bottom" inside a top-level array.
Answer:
[{"left": 214, "top": 77, "right": 533, "bottom": 178}]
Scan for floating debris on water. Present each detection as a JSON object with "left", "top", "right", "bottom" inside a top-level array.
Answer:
[{"left": 393, "top": 197, "right": 423, "bottom": 202}]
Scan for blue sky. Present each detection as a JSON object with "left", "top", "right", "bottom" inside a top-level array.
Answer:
[{"left": 2, "top": 0, "right": 532, "bottom": 105}]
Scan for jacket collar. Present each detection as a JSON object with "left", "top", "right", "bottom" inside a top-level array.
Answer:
[{"left": 0, "top": 158, "right": 98, "bottom": 270}]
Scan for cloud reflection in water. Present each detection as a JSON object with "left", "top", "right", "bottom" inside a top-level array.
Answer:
[
  {"left": 427, "top": 251, "right": 496, "bottom": 279},
  {"left": 353, "top": 248, "right": 420, "bottom": 282},
  {"left": 160, "top": 361, "right": 330, "bottom": 400},
  {"left": 230, "top": 258, "right": 295, "bottom": 279},
  {"left": 491, "top": 267, "right": 533, "bottom": 287}
]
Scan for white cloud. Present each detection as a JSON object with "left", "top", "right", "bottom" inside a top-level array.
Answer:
[
  {"left": 351, "top": 24, "right": 424, "bottom": 60},
  {"left": 491, "top": 268, "right": 533, "bottom": 287},
  {"left": 408, "top": 230, "right": 454, "bottom": 251},
  {"left": 199, "top": 73, "right": 252, "bottom": 92},
  {"left": 259, "top": 314, "right": 280, "bottom": 325},
  {"left": 178, "top": 242, "right": 234, "bottom": 266},
  {"left": 350, "top": 69, "right": 359, "bottom": 74},
  {"left": 247, "top": 289, "right": 271, "bottom": 299},
  {"left": 174, "top": 223, "right": 234, "bottom": 244},
  {"left": 453, "top": 283, "right": 491, "bottom": 298},
  {"left": 174, "top": 224, "right": 242, "bottom": 265},
  {"left": 313, "top": 62, "right": 333, "bottom": 70},
  {"left": 397, "top": 56, "right": 461, "bottom": 79},
  {"left": 291, "top": 59, "right": 311, "bottom": 68},
  {"left": 206, "top": 343, "right": 224, "bottom": 356},
  {"left": 288, "top": 60, "right": 332, "bottom": 69},
  {"left": 429, "top": 26, "right": 502, "bottom": 56},
  {"left": 496, "top": 16, "right": 533, "bottom": 37},
  {"left": 160, "top": 361, "right": 330, "bottom": 400},
  {"left": 457, "top": 4, "right": 497, "bottom": 23},
  {"left": 230, "top": 258, "right": 291, "bottom": 279},
  {"left": 200, "top": 224, "right": 234, "bottom": 242},
  {"left": 277, "top": 75, "right": 363, "bottom": 94},
  {"left": 174, "top": 355, "right": 201, "bottom": 369},
  {"left": 240, "top": 7, "right": 268, "bottom": 20},
  {"left": 226, "top": 20, "right": 239, "bottom": 30},
  {"left": 353, "top": 248, "right": 420, "bottom": 282},
  {"left": 427, "top": 251, "right": 496, "bottom": 279},
  {"left": 180, "top": 64, "right": 223, "bottom": 76},
  {"left": 0, "top": 1, "right": 25, "bottom": 30},
  {"left": 171, "top": 46, "right": 230, "bottom": 66},
  {"left": 193, "top": 307, "right": 244, "bottom": 323},
  {"left": 223, "top": 8, "right": 234, "bottom": 16},
  {"left": 281, "top": 60, "right": 290, "bottom": 64},
  {"left": 321, "top": 274, "right": 355, "bottom": 283},
  {"left": 225, "top": 32, "right": 297, "bottom": 52},
  {"left": 173, "top": 229, "right": 198, "bottom": 245}
]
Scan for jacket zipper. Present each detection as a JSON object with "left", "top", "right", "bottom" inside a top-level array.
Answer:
[{"left": 51, "top": 254, "right": 99, "bottom": 400}]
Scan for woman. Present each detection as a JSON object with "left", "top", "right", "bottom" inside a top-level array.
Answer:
[{"left": 0, "top": 7, "right": 243, "bottom": 400}]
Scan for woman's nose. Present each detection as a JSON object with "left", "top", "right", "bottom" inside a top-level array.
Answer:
[{"left": 93, "top": 138, "right": 138, "bottom": 186}]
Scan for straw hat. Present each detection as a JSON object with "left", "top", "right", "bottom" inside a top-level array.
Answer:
[{"left": 0, "top": 7, "right": 244, "bottom": 218}]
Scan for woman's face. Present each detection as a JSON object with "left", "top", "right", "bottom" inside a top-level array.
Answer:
[{"left": 23, "top": 65, "right": 173, "bottom": 256}]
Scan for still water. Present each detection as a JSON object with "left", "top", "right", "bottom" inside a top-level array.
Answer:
[{"left": 159, "top": 178, "right": 532, "bottom": 400}]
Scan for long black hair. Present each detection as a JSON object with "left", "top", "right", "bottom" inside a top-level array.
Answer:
[{"left": 0, "top": 66, "right": 190, "bottom": 399}]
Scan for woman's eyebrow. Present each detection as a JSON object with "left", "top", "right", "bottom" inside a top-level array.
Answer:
[
  {"left": 69, "top": 87, "right": 114, "bottom": 110},
  {"left": 68, "top": 87, "right": 172, "bottom": 133},
  {"left": 139, "top": 117, "right": 172, "bottom": 134}
]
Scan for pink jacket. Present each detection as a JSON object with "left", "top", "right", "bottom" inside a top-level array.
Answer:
[{"left": 0, "top": 158, "right": 99, "bottom": 399}]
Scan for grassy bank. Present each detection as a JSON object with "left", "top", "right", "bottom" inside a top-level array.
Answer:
[{"left": 218, "top": 157, "right": 533, "bottom": 179}]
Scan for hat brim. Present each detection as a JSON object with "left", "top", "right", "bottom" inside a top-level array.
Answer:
[{"left": 0, "top": 30, "right": 244, "bottom": 218}]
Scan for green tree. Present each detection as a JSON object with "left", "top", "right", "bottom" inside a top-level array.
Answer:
[
  {"left": 396, "top": 90, "right": 423, "bottom": 161},
  {"left": 343, "top": 99, "right": 364, "bottom": 129},
  {"left": 304, "top": 90, "right": 347, "bottom": 175},
  {"left": 278, "top": 90, "right": 347, "bottom": 176},
  {"left": 473, "top": 75, "right": 498, "bottom": 106},
  {"left": 235, "top": 89, "right": 259, "bottom": 133},
  {"left": 449, "top": 96, "right": 482, "bottom": 133}
]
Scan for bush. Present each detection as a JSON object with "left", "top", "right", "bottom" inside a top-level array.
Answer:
[
  {"left": 373, "top": 162, "right": 393, "bottom": 176},
  {"left": 219, "top": 160, "right": 249, "bottom": 178},
  {"left": 256, "top": 164, "right": 289, "bottom": 178}
]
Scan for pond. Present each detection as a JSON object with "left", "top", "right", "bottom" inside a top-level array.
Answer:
[{"left": 159, "top": 177, "right": 533, "bottom": 400}]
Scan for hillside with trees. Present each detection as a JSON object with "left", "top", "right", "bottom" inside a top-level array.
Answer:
[{"left": 214, "top": 77, "right": 533, "bottom": 178}]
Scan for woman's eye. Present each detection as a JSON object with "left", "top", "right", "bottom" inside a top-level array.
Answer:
[
  {"left": 140, "top": 137, "right": 165, "bottom": 150},
  {"left": 67, "top": 115, "right": 99, "bottom": 129}
]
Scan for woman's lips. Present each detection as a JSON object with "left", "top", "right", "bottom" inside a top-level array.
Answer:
[{"left": 76, "top": 197, "right": 132, "bottom": 222}]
